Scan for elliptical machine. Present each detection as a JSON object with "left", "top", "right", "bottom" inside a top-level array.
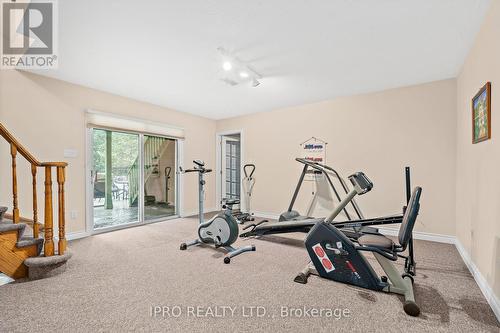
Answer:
[
  {"left": 232, "top": 164, "right": 256, "bottom": 223},
  {"left": 179, "top": 160, "right": 256, "bottom": 264}
]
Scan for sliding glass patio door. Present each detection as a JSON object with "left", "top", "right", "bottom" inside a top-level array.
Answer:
[{"left": 90, "top": 128, "right": 177, "bottom": 231}]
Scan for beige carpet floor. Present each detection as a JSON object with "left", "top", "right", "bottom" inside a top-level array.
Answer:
[{"left": 0, "top": 214, "right": 499, "bottom": 332}]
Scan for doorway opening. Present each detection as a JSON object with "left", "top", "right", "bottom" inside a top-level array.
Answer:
[{"left": 217, "top": 131, "right": 243, "bottom": 211}]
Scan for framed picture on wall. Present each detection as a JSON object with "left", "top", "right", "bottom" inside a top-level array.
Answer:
[{"left": 472, "top": 82, "right": 491, "bottom": 144}]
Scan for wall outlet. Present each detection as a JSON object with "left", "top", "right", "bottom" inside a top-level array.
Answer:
[
  {"left": 64, "top": 149, "right": 78, "bottom": 158},
  {"left": 70, "top": 210, "right": 78, "bottom": 220}
]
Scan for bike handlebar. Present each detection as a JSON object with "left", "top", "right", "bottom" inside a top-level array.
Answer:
[{"left": 180, "top": 167, "right": 212, "bottom": 174}]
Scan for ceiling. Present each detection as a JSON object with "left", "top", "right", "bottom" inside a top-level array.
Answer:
[{"left": 34, "top": 0, "right": 491, "bottom": 119}]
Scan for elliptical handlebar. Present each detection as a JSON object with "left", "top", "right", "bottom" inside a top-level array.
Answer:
[
  {"left": 295, "top": 158, "right": 342, "bottom": 179},
  {"left": 295, "top": 158, "right": 323, "bottom": 172},
  {"left": 243, "top": 164, "right": 256, "bottom": 178}
]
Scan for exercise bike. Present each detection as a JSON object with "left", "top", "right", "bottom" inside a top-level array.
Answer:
[
  {"left": 179, "top": 160, "right": 256, "bottom": 264},
  {"left": 294, "top": 171, "right": 422, "bottom": 316}
]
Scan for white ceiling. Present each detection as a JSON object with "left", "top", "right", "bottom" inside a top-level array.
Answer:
[{"left": 34, "top": 0, "right": 491, "bottom": 119}]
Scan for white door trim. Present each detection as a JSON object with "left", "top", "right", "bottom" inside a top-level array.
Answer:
[
  {"left": 85, "top": 127, "right": 93, "bottom": 235},
  {"left": 221, "top": 135, "right": 239, "bottom": 203},
  {"left": 177, "top": 139, "right": 186, "bottom": 216},
  {"left": 215, "top": 129, "right": 244, "bottom": 211}
]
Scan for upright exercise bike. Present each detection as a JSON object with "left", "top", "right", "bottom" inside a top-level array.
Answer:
[{"left": 179, "top": 160, "right": 256, "bottom": 264}]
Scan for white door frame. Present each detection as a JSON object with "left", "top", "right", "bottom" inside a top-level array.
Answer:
[
  {"left": 215, "top": 129, "right": 244, "bottom": 211},
  {"left": 176, "top": 139, "right": 185, "bottom": 216},
  {"left": 221, "top": 136, "right": 240, "bottom": 203},
  {"left": 85, "top": 127, "right": 93, "bottom": 235},
  {"left": 85, "top": 127, "right": 182, "bottom": 235}
]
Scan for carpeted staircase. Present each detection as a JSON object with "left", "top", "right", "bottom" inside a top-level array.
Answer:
[
  {"left": 1, "top": 122, "right": 72, "bottom": 281},
  {"left": 0, "top": 206, "right": 71, "bottom": 280}
]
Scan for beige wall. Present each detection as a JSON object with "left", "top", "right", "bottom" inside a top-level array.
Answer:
[
  {"left": 456, "top": 0, "right": 500, "bottom": 299},
  {"left": 217, "top": 79, "right": 457, "bottom": 237},
  {"left": 0, "top": 8, "right": 497, "bottom": 306},
  {"left": 0, "top": 70, "right": 217, "bottom": 233}
]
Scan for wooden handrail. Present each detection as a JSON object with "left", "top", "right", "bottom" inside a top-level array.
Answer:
[
  {"left": 0, "top": 123, "right": 40, "bottom": 166},
  {"left": 0, "top": 123, "right": 68, "bottom": 168},
  {"left": 0, "top": 122, "right": 68, "bottom": 256},
  {"left": 41, "top": 162, "right": 69, "bottom": 167}
]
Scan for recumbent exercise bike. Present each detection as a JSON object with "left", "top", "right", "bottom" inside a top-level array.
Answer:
[{"left": 294, "top": 172, "right": 422, "bottom": 316}]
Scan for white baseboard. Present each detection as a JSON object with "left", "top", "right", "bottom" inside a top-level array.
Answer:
[
  {"left": 455, "top": 239, "right": 500, "bottom": 322},
  {"left": 377, "top": 226, "right": 456, "bottom": 244},
  {"left": 66, "top": 231, "right": 91, "bottom": 241},
  {"left": 181, "top": 207, "right": 218, "bottom": 218},
  {"left": 253, "top": 211, "right": 280, "bottom": 220},
  {"left": 254, "top": 211, "right": 454, "bottom": 244},
  {"left": 51, "top": 231, "right": 90, "bottom": 242},
  {"left": 64, "top": 209, "right": 219, "bottom": 241}
]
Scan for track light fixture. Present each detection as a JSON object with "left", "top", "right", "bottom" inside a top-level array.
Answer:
[{"left": 217, "top": 47, "right": 262, "bottom": 87}]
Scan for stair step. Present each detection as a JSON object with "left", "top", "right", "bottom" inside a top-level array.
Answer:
[
  {"left": 0, "top": 217, "right": 43, "bottom": 239},
  {"left": 0, "top": 229, "right": 40, "bottom": 279},
  {"left": 24, "top": 252, "right": 72, "bottom": 267},
  {"left": 0, "top": 206, "right": 6, "bottom": 222},
  {"left": 17, "top": 237, "right": 44, "bottom": 256},
  {"left": 24, "top": 252, "right": 72, "bottom": 280},
  {"left": 0, "top": 222, "right": 26, "bottom": 239},
  {"left": 0, "top": 218, "right": 13, "bottom": 225}
]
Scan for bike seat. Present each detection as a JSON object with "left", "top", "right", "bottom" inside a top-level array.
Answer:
[
  {"left": 357, "top": 234, "right": 394, "bottom": 251},
  {"left": 225, "top": 199, "right": 240, "bottom": 205}
]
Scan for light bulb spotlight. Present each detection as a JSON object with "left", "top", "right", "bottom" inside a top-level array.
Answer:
[{"left": 222, "top": 61, "right": 232, "bottom": 71}]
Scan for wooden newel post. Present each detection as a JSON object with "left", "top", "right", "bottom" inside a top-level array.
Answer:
[
  {"left": 44, "top": 166, "right": 54, "bottom": 256},
  {"left": 31, "top": 164, "right": 39, "bottom": 238},
  {"left": 10, "top": 144, "right": 19, "bottom": 224},
  {"left": 57, "top": 166, "right": 66, "bottom": 255}
]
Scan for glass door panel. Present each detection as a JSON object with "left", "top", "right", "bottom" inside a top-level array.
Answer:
[
  {"left": 92, "top": 129, "right": 139, "bottom": 229},
  {"left": 144, "top": 135, "right": 177, "bottom": 221},
  {"left": 225, "top": 140, "right": 240, "bottom": 200}
]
